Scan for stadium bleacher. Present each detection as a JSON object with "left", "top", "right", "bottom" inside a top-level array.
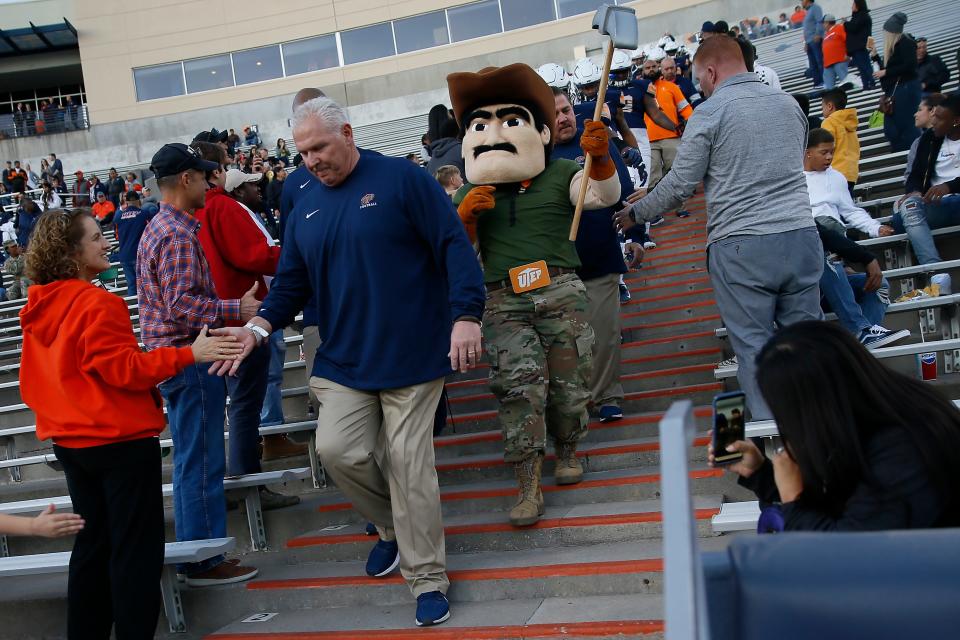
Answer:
[{"left": 0, "top": 0, "right": 958, "bottom": 636}]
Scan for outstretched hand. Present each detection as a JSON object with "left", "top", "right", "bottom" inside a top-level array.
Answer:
[{"left": 613, "top": 203, "right": 638, "bottom": 233}]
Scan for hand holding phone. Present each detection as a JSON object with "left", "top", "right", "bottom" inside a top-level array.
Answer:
[{"left": 711, "top": 391, "right": 746, "bottom": 465}]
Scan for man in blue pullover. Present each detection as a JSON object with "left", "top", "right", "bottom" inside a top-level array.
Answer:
[
  {"left": 551, "top": 88, "right": 643, "bottom": 423},
  {"left": 215, "top": 96, "right": 485, "bottom": 628}
]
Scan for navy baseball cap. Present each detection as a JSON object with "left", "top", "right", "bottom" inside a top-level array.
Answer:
[
  {"left": 150, "top": 143, "right": 218, "bottom": 179},
  {"left": 701, "top": 21, "right": 716, "bottom": 33}
]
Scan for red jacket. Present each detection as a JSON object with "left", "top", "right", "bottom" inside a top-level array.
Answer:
[
  {"left": 195, "top": 187, "right": 280, "bottom": 326},
  {"left": 19, "top": 279, "right": 195, "bottom": 448},
  {"left": 823, "top": 24, "right": 847, "bottom": 68}
]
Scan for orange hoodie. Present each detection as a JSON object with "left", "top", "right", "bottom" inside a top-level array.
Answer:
[{"left": 19, "top": 279, "right": 195, "bottom": 448}]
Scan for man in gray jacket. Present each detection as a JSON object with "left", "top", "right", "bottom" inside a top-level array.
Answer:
[{"left": 615, "top": 36, "right": 823, "bottom": 420}]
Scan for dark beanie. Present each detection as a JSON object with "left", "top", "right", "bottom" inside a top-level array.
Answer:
[{"left": 883, "top": 11, "right": 907, "bottom": 34}]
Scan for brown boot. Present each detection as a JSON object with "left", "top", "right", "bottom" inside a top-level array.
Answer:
[
  {"left": 554, "top": 442, "right": 583, "bottom": 485},
  {"left": 509, "top": 454, "right": 545, "bottom": 527},
  {"left": 262, "top": 434, "right": 308, "bottom": 461}
]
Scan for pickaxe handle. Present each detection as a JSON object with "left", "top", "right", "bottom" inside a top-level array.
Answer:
[{"left": 569, "top": 39, "right": 616, "bottom": 242}]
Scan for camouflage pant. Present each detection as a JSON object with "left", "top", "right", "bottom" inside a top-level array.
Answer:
[
  {"left": 6, "top": 279, "right": 27, "bottom": 301},
  {"left": 483, "top": 273, "right": 594, "bottom": 463}
]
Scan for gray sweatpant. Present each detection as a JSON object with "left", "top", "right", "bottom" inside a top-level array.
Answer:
[{"left": 707, "top": 227, "right": 824, "bottom": 420}]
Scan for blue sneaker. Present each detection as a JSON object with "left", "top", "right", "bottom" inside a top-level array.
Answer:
[
  {"left": 365, "top": 539, "right": 399, "bottom": 577},
  {"left": 598, "top": 405, "right": 623, "bottom": 423},
  {"left": 618, "top": 284, "right": 631, "bottom": 304},
  {"left": 650, "top": 214, "right": 665, "bottom": 226},
  {"left": 416, "top": 591, "right": 451, "bottom": 626},
  {"left": 676, "top": 210, "right": 691, "bottom": 218}
]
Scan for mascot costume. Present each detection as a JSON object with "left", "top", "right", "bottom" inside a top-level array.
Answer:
[{"left": 448, "top": 63, "right": 621, "bottom": 526}]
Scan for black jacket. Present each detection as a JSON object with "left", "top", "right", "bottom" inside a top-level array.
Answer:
[
  {"left": 917, "top": 53, "right": 950, "bottom": 92},
  {"left": 816, "top": 221, "right": 876, "bottom": 265},
  {"left": 880, "top": 35, "right": 918, "bottom": 93},
  {"left": 740, "top": 426, "right": 960, "bottom": 531},
  {"left": 905, "top": 129, "right": 960, "bottom": 195},
  {"left": 844, "top": 10, "right": 872, "bottom": 54}
]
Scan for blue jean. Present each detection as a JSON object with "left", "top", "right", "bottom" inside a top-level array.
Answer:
[
  {"left": 823, "top": 61, "right": 849, "bottom": 90},
  {"left": 883, "top": 78, "right": 922, "bottom": 152},
  {"left": 225, "top": 341, "right": 270, "bottom": 476},
  {"left": 892, "top": 194, "right": 960, "bottom": 264},
  {"left": 121, "top": 260, "right": 136, "bottom": 297},
  {"left": 850, "top": 49, "right": 875, "bottom": 88},
  {"left": 806, "top": 41, "right": 824, "bottom": 86},
  {"left": 820, "top": 258, "right": 889, "bottom": 335},
  {"left": 157, "top": 363, "right": 228, "bottom": 574},
  {"left": 259, "top": 330, "right": 286, "bottom": 427}
]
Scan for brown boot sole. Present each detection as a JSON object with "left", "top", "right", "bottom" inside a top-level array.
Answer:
[
  {"left": 554, "top": 472, "right": 583, "bottom": 486},
  {"left": 509, "top": 513, "right": 542, "bottom": 527}
]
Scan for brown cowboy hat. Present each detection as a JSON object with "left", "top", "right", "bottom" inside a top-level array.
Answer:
[{"left": 447, "top": 63, "right": 557, "bottom": 141}]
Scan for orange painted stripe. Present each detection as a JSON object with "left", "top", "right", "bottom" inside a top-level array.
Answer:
[
  {"left": 622, "top": 347, "right": 722, "bottom": 365},
  {"left": 624, "top": 382, "right": 722, "bottom": 401},
  {"left": 625, "top": 266, "right": 707, "bottom": 284},
  {"left": 643, "top": 247, "right": 705, "bottom": 264},
  {"left": 622, "top": 329, "right": 715, "bottom": 348},
  {"left": 625, "top": 313, "right": 721, "bottom": 331},
  {"left": 633, "top": 254, "right": 705, "bottom": 271},
  {"left": 622, "top": 287, "right": 713, "bottom": 306},
  {"left": 621, "top": 299, "right": 717, "bottom": 319},
  {"left": 206, "top": 619, "right": 665, "bottom": 639},
  {"left": 651, "top": 225, "right": 708, "bottom": 242},
  {"left": 653, "top": 232, "right": 708, "bottom": 249},
  {"left": 447, "top": 410, "right": 496, "bottom": 425},
  {"left": 247, "top": 559, "right": 666, "bottom": 591},
  {"left": 289, "top": 509, "right": 718, "bottom": 547},
  {"left": 621, "top": 363, "right": 718, "bottom": 380},
  {"left": 642, "top": 245, "right": 707, "bottom": 262},
  {"left": 629, "top": 275, "right": 711, "bottom": 294}
]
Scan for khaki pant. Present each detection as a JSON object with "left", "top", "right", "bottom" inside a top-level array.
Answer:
[
  {"left": 649, "top": 137, "right": 681, "bottom": 189},
  {"left": 583, "top": 273, "right": 624, "bottom": 407},
  {"left": 310, "top": 376, "right": 448, "bottom": 596},
  {"left": 302, "top": 325, "right": 321, "bottom": 403}
]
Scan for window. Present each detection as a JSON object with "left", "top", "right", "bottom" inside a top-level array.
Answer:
[
  {"left": 184, "top": 54, "right": 234, "bottom": 93},
  {"left": 393, "top": 11, "right": 449, "bottom": 54},
  {"left": 282, "top": 34, "right": 339, "bottom": 76},
  {"left": 340, "top": 22, "right": 396, "bottom": 65},
  {"left": 557, "top": 0, "right": 607, "bottom": 19},
  {"left": 232, "top": 45, "right": 284, "bottom": 85},
  {"left": 134, "top": 63, "right": 185, "bottom": 101},
  {"left": 448, "top": 0, "right": 502, "bottom": 42},
  {"left": 500, "top": 0, "right": 556, "bottom": 30}
]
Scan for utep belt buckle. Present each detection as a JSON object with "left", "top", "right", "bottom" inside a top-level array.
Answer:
[{"left": 509, "top": 260, "right": 551, "bottom": 294}]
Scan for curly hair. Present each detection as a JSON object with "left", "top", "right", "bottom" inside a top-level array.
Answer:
[{"left": 25, "top": 208, "right": 92, "bottom": 285}]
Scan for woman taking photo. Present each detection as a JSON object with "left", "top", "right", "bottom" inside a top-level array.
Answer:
[
  {"left": 275, "top": 138, "right": 290, "bottom": 166},
  {"left": 875, "top": 12, "right": 921, "bottom": 151},
  {"left": 40, "top": 181, "right": 62, "bottom": 212},
  {"left": 710, "top": 321, "right": 960, "bottom": 531},
  {"left": 19, "top": 209, "right": 243, "bottom": 639},
  {"left": 845, "top": 0, "right": 875, "bottom": 90}
]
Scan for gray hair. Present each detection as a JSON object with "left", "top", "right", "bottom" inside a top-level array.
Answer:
[{"left": 292, "top": 97, "right": 350, "bottom": 134}]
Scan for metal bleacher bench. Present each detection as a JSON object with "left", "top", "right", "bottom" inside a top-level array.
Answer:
[
  {"left": 0, "top": 468, "right": 310, "bottom": 556},
  {"left": 0, "top": 537, "right": 235, "bottom": 633}
]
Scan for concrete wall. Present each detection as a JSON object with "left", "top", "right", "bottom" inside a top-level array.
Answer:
[{"left": 0, "top": 0, "right": 884, "bottom": 174}]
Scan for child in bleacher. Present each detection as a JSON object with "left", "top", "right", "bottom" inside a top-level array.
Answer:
[
  {"left": 820, "top": 89, "right": 861, "bottom": 194},
  {"left": 0, "top": 505, "right": 84, "bottom": 538}
]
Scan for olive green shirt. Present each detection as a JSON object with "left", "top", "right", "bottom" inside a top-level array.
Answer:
[{"left": 454, "top": 159, "right": 581, "bottom": 283}]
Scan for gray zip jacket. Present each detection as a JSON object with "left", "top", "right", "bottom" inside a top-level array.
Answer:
[{"left": 630, "top": 73, "right": 814, "bottom": 245}]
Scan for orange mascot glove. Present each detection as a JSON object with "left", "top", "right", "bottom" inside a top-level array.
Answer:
[
  {"left": 457, "top": 185, "right": 497, "bottom": 243},
  {"left": 579, "top": 120, "right": 616, "bottom": 181}
]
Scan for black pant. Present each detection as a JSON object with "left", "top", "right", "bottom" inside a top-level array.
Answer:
[
  {"left": 226, "top": 342, "right": 270, "bottom": 476},
  {"left": 54, "top": 438, "right": 165, "bottom": 640}
]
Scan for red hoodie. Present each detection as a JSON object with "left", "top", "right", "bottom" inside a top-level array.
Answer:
[
  {"left": 195, "top": 187, "right": 280, "bottom": 326},
  {"left": 19, "top": 279, "right": 195, "bottom": 448}
]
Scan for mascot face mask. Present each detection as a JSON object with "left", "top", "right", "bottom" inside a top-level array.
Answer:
[{"left": 461, "top": 103, "right": 551, "bottom": 185}]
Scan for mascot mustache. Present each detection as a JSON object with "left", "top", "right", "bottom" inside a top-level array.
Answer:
[{"left": 474, "top": 142, "right": 518, "bottom": 159}]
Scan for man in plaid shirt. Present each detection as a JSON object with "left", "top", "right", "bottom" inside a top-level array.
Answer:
[{"left": 136, "top": 142, "right": 260, "bottom": 587}]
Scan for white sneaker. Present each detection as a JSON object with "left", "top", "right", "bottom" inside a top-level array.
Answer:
[
  {"left": 718, "top": 355, "right": 738, "bottom": 368},
  {"left": 643, "top": 240, "right": 657, "bottom": 250},
  {"left": 859, "top": 325, "right": 911, "bottom": 350}
]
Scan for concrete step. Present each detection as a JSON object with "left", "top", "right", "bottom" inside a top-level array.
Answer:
[
  {"left": 283, "top": 496, "right": 723, "bottom": 563},
  {"left": 204, "top": 593, "right": 668, "bottom": 640},
  {"left": 621, "top": 311, "right": 722, "bottom": 342}
]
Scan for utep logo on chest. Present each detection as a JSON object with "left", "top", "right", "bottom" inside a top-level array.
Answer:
[{"left": 359, "top": 193, "right": 378, "bottom": 209}]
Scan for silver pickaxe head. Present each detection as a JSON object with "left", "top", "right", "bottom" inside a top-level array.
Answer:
[{"left": 591, "top": 4, "right": 639, "bottom": 50}]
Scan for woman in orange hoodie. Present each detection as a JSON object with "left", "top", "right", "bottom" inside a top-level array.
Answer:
[{"left": 19, "top": 208, "right": 243, "bottom": 639}]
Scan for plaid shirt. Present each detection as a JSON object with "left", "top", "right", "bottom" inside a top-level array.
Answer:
[{"left": 137, "top": 202, "right": 240, "bottom": 349}]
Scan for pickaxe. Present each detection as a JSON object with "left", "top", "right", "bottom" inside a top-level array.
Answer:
[{"left": 569, "top": 4, "right": 639, "bottom": 241}]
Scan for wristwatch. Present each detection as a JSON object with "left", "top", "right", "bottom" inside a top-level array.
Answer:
[{"left": 244, "top": 322, "right": 270, "bottom": 345}]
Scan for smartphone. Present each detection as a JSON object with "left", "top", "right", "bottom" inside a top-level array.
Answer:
[{"left": 712, "top": 390, "right": 746, "bottom": 465}]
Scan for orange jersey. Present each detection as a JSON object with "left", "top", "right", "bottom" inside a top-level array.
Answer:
[{"left": 644, "top": 79, "right": 694, "bottom": 142}]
